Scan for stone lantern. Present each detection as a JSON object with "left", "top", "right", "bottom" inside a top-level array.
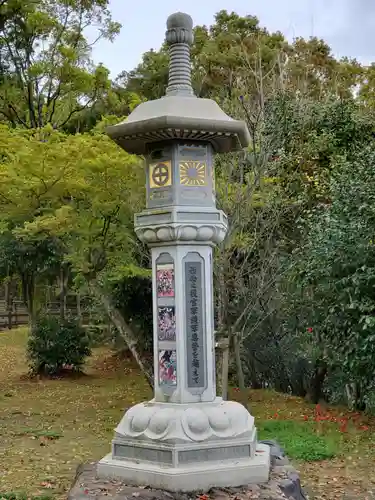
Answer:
[{"left": 97, "top": 12, "right": 270, "bottom": 492}]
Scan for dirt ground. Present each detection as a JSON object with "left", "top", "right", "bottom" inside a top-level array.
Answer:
[{"left": 0, "top": 328, "right": 374, "bottom": 499}]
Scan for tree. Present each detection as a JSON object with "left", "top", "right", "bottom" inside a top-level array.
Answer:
[
  {"left": 125, "top": 49, "right": 169, "bottom": 101},
  {"left": 0, "top": 0, "right": 120, "bottom": 128},
  {"left": 214, "top": 85, "right": 375, "bottom": 401},
  {"left": 284, "top": 38, "right": 363, "bottom": 98},
  {"left": 296, "top": 143, "right": 375, "bottom": 409},
  {"left": 0, "top": 121, "right": 153, "bottom": 386},
  {"left": 63, "top": 75, "right": 144, "bottom": 134},
  {"left": 0, "top": 231, "right": 63, "bottom": 319},
  {"left": 121, "top": 10, "right": 362, "bottom": 105}
]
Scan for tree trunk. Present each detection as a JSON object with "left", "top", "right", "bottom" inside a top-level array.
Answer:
[
  {"left": 88, "top": 280, "right": 153, "bottom": 389},
  {"left": 345, "top": 382, "right": 366, "bottom": 411},
  {"left": 233, "top": 333, "right": 250, "bottom": 411},
  {"left": 246, "top": 354, "right": 262, "bottom": 389},
  {"left": 217, "top": 255, "right": 226, "bottom": 329},
  {"left": 290, "top": 358, "right": 308, "bottom": 397},
  {"left": 5, "top": 272, "right": 12, "bottom": 330},
  {"left": 218, "top": 337, "right": 230, "bottom": 400},
  {"left": 21, "top": 273, "right": 36, "bottom": 325},
  {"left": 59, "top": 266, "right": 65, "bottom": 321},
  {"left": 305, "top": 358, "right": 327, "bottom": 404},
  {"left": 28, "top": 280, "right": 36, "bottom": 324},
  {"left": 274, "top": 373, "right": 290, "bottom": 393},
  {"left": 76, "top": 293, "right": 82, "bottom": 325},
  {"left": 58, "top": 265, "right": 69, "bottom": 321},
  {"left": 234, "top": 333, "right": 246, "bottom": 389},
  {"left": 345, "top": 383, "right": 356, "bottom": 410}
]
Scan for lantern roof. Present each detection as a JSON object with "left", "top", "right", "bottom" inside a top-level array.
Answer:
[{"left": 106, "top": 12, "right": 250, "bottom": 155}]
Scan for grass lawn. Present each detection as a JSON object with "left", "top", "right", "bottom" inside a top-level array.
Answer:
[{"left": 1, "top": 328, "right": 375, "bottom": 500}]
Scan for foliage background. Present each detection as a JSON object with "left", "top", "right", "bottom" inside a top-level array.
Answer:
[{"left": 1, "top": 3, "right": 375, "bottom": 409}]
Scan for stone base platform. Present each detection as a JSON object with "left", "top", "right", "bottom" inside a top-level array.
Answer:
[
  {"left": 97, "top": 443, "right": 269, "bottom": 491},
  {"left": 68, "top": 442, "right": 308, "bottom": 500},
  {"left": 96, "top": 399, "right": 269, "bottom": 491}
]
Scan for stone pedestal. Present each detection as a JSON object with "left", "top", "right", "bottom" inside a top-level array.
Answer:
[
  {"left": 72, "top": 442, "right": 305, "bottom": 500},
  {"left": 97, "top": 201, "right": 270, "bottom": 489},
  {"left": 98, "top": 444, "right": 269, "bottom": 492},
  {"left": 97, "top": 400, "right": 269, "bottom": 491},
  {"left": 97, "top": 10, "right": 270, "bottom": 491}
]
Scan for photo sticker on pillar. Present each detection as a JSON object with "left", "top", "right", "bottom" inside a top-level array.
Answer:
[
  {"left": 158, "top": 306, "right": 176, "bottom": 341},
  {"left": 158, "top": 349, "right": 177, "bottom": 386},
  {"left": 156, "top": 263, "right": 174, "bottom": 297}
]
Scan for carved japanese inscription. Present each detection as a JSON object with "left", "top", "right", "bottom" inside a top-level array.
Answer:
[{"left": 184, "top": 256, "right": 206, "bottom": 390}]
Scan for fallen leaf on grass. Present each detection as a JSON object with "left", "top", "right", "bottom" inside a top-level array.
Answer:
[{"left": 40, "top": 481, "right": 55, "bottom": 489}]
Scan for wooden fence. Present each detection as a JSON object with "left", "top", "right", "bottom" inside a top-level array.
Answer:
[
  {"left": 0, "top": 299, "right": 29, "bottom": 329},
  {"left": 0, "top": 299, "right": 91, "bottom": 330}
]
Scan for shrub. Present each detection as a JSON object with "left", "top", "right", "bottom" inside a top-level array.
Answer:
[{"left": 27, "top": 316, "right": 91, "bottom": 375}]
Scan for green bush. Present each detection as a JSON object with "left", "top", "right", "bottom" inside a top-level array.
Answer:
[{"left": 27, "top": 316, "right": 91, "bottom": 375}]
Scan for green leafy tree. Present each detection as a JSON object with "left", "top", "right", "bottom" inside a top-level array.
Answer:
[
  {"left": 214, "top": 89, "right": 375, "bottom": 401},
  {"left": 297, "top": 145, "right": 375, "bottom": 409},
  {"left": 0, "top": 122, "right": 153, "bottom": 385},
  {"left": 0, "top": 232, "right": 63, "bottom": 318},
  {"left": 123, "top": 10, "right": 362, "bottom": 105},
  {"left": 63, "top": 75, "right": 144, "bottom": 133},
  {"left": 0, "top": 0, "right": 120, "bottom": 128}
]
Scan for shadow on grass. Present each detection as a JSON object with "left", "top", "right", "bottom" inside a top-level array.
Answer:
[{"left": 258, "top": 419, "right": 337, "bottom": 461}]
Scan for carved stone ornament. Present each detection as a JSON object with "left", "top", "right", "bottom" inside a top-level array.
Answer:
[
  {"left": 165, "top": 12, "right": 194, "bottom": 45},
  {"left": 114, "top": 399, "right": 255, "bottom": 443},
  {"left": 135, "top": 222, "right": 227, "bottom": 245},
  {"left": 165, "top": 13, "right": 194, "bottom": 96}
]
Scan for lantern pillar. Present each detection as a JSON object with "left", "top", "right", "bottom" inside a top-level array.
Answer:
[{"left": 97, "top": 12, "right": 270, "bottom": 492}]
